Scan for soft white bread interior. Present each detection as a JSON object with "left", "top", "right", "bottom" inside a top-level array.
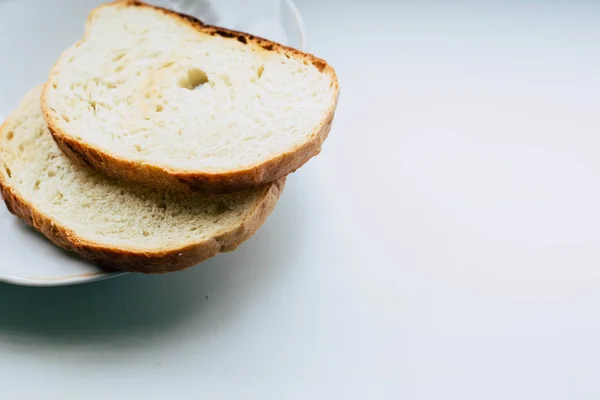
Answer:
[
  {"left": 0, "top": 86, "right": 284, "bottom": 273},
  {"left": 43, "top": 0, "right": 338, "bottom": 193}
]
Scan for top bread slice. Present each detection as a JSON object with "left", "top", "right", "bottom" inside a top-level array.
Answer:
[
  {"left": 42, "top": 0, "right": 338, "bottom": 194},
  {"left": 0, "top": 85, "right": 284, "bottom": 274}
]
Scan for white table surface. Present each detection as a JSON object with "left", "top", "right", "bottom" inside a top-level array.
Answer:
[{"left": 2, "top": 1, "right": 600, "bottom": 398}]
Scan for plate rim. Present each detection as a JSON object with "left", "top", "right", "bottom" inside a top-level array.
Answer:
[{"left": 0, "top": 271, "right": 128, "bottom": 287}]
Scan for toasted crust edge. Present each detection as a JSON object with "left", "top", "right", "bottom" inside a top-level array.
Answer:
[
  {"left": 42, "top": 0, "right": 339, "bottom": 194},
  {"left": 0, "top": 155, "right": 285, "bottom": 273}
]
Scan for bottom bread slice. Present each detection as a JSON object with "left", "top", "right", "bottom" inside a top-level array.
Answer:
[{"left": 0, "top": 86, "right": 284, "bottom": 273}]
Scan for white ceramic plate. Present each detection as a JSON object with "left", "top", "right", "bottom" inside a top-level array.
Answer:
[{"left": 0, "top": 0, "right": 305, "bottom": 287}]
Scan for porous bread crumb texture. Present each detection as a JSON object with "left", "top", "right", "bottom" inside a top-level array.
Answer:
[
  {"left": 44, "top": 1, "right": 338, "bottom": 175},
  {"left": 0, "top": 86, "right": 275, "bottom": 253}
]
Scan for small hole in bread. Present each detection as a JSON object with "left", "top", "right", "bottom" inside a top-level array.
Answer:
[
  {"left": 143, "top": 230, "right": 150, "bottom": 237},
  {"left": 53, "top": 192, "right": 64, "bottom": 205},
  {"left": 178, "top": 68, "right": 209, "bottom": 90},
  {"left": 4, "top": 167, "right": 11, "bottom": 178},
  {"left": 6, "top": 131, "right": 13, "bottom": 141},
  {"left": 48, "top": 170, "right": 56, "bottom": 178},
  {"left": 155, "top": 104, "right": 164, "bottom": 112},
  {"left": 208, "top": 202, "right": 230, "bottom": 215},
  {"left": 256, "top": 65, "right": 264, "bottom": 80},
  {"left": 34, "top": 180, "right": 40, "bottom": 190}
]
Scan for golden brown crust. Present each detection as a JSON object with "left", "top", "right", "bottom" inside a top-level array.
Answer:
[
  {"left": 0, "top": 169, "right": 285, "bottom": 273},
  {"left": 49, "top": 111, "right": 333, "bottom": 194},
  {"left": 42, "top": 0, "right": 339, "bottom": 194}
]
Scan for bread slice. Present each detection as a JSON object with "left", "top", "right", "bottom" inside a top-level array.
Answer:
[
  {"left": 42, "top": 0, "right": 338, "bottom": 194},
  {"left": 0, "top": 86, "right": 284, "bottom": 274}
]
